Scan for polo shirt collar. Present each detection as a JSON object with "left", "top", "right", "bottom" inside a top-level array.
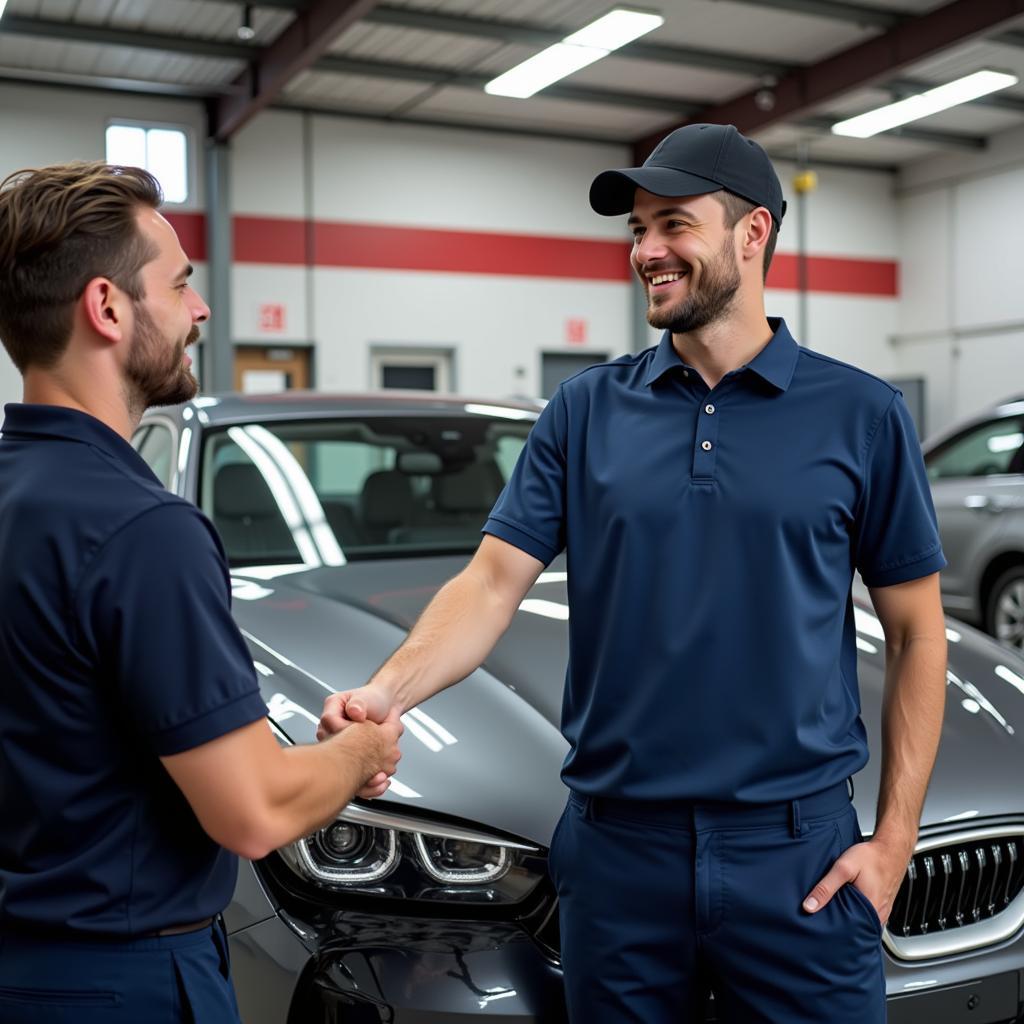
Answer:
[
  {"left": 1, "top": 403, "right": 157, "bottom": 481},
  {"left": 643, "top": 317, "right": 800, "bottom": 392}
]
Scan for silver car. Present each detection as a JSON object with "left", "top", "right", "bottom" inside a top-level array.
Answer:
[
  {"left": 924, "top": 398, "right": 1024, "bottom": 651},
  {"left": 135, "top": 392, "right": 1024, "bottom": 1023}
]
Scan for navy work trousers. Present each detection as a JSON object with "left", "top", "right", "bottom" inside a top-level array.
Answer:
[
  {"left": 548, "top": 781, "right": 886, "bottom": 1023},
  {"left": 0, "top": 918, "right": 241, "bottom": 1023}
]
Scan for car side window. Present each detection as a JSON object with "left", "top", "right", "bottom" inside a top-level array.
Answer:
[
  {"left": 135, "top": 423, "right": 175, "bottom": 489},
  {"left": 494, "top": 434, "right": 527, "bottom": 481},
  {"left": 926, "top": 417, "right": 1024, "bottom": 480}
]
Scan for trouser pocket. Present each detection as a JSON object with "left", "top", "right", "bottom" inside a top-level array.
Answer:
[
  {"left": 0, "top": 985, "right": 121, "bottom": 1023},
  {"left": 171, "top": 928, "right": 241, "bottom": 1024}
]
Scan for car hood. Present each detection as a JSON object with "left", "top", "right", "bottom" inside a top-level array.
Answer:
[{"left": 231, "top": 556, "right": 1024, "bottom": 845}]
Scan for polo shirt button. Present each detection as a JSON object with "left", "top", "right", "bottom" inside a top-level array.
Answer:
[
  {"left": 701, "top": 441, "right": 712, "bottom": 451},
  {"left": 705, "top": 403, "right": 715, "bottom": 414},
  {"left": 682, "top": 370, "right": 689, "bottom": 378}
]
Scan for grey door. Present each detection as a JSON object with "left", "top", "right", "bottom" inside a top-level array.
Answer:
[{"left": 541, "top": 353, "right": 609, "bottom": 399}]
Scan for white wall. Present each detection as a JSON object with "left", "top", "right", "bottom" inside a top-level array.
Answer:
[
  {"left": 0, "top": 81, "right": 904, "bottom": 410},
  {"left": 772, "top": 158, "right": 900, "bottom": 375},
  {"left": 895, "top": 123, "right": 1024, "bottom": 437}
]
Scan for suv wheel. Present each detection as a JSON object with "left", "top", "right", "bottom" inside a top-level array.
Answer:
[{"left": 985, "top": 565, "right": 1024, "bottom": 651}]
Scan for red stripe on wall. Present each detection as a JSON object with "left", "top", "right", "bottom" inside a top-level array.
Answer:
[
  {"left": 767, "top": 253, "right": 898, "bottom": 296},
  {"left": 163, "top": 212, "right": 206, "bottom": 262},
  {"left": 163, "top": 213, "right": 898, "bottom": 296},
  {"left": 234, "top": 216, "right": 307, "bottom": 266},
  {"left": 312, "top": 221, "right": 632, "bottom": 281}
]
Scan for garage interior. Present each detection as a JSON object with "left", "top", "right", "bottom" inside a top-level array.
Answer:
[
  {"left": 0, "top": 0, "right": 1022, "bottom": 432},
  {"left": 3, "top": 1, "right": 1024, "bottom": 1023}
]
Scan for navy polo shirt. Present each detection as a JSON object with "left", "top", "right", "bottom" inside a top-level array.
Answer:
[
  {"left": 0, "top": 404, "right": 268, "bottom": 937},
  {"left": 484, "top": 319, "right": 945, "bottom": 803}
]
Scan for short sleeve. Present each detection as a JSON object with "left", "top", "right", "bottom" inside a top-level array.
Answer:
[
  {"left": 482, "top": 387, "right": 568, "bottom": 565},
  {"left": 76, "top": 503, "right": 268, "bottom": 756},
  {"left": 854, "top": 393, "right": 947, "bottom": 588}
]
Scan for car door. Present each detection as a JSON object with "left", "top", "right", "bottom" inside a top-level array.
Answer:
[{"left": 925, "top": 414, "right": 1024, "bottom": 620}]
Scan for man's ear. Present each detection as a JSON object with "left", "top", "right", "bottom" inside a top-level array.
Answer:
[
  {"left": 80, "top": 278, "right": 129, "bottom": 344},
  {"left": 740, "top": 207, "right": 773, "bottom": 265}
]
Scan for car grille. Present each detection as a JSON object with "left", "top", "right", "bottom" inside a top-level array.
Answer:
[
  {"left": 885, "top": 825, "right": 1024, "bottom": 961},
  {"left": 892, "top": 835, "right": 1023, "bottom": 937}
]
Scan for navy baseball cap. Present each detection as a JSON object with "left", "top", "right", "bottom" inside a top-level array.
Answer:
[{"left": 590, "top": 123, "right": 786, "bottom": 229}]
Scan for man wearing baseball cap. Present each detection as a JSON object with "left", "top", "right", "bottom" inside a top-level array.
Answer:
[{"left": 317, "top": 123, "right": 948, "bottom": 1021}]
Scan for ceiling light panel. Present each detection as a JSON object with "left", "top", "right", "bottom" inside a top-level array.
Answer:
[
  {"left": 485, "top": 43, "right": 608, "bottom": 99},
  {"left": 562, "top": 9, "right": 665, "bottom": 51},
  {"left": 485, "top": 7, "right": 664, "bottom": 99},
  {"left": 832, "top": 69, "right": 1018, "bottom": 138}
]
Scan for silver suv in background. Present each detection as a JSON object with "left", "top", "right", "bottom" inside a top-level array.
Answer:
[{"left": 924, "top": 397, "right": 1024, "bottom": 651}]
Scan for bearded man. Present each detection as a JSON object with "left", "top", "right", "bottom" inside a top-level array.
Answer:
[
  {"left": 0, "top": 163, "right": 402, "bottom": 1023},
  {"left": 315, "top": 124, "right": 949, "bottom": 1022}
]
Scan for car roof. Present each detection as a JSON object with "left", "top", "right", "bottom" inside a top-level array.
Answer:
[{"left": 141, "top": 390, "right": 544, "bottom": 427}]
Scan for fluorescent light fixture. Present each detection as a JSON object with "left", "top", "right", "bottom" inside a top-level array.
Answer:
[
  {"left": 832, "top": 69, "right": 1018, "bottom": 138},
  {"left": 485, "top": 7, "right": 664, "bottom": 100},
  {"left": 562, "top": 9, "right": 665, "bottom": 49},
  {"left": 485, "top": 43, "right": 608, "bottom": 99}
]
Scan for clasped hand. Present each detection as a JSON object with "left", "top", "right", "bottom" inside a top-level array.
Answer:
[{"left": 318, "top": 685, "right": 400, "bottom": 798}]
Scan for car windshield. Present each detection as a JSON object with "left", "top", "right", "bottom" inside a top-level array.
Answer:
[{"left": 199, "top": 414, "right": 534, "bottom": 566}]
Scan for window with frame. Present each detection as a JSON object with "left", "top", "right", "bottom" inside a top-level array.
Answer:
[{"left": 105, "top": 123, "right": 189, "bottom": 204}]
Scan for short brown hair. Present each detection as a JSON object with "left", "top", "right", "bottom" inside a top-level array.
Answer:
[
  {"left": 714, "top": 190, "right": 778, "bottom": 283},
  {"left": 0, "top": 162, "right": 162, "bottom": 372}
]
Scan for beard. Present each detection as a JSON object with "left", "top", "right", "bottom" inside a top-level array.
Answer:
[
  {"left": 645, "top": 235, "right": 741, "bottom": 333},
  {"left": 124, "top": 303, "right": 199, "bottom": 412}
]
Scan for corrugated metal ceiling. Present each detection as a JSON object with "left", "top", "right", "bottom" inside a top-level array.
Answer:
[{"left": 1, "top": 0, "right": 1024, "bottom": 168}]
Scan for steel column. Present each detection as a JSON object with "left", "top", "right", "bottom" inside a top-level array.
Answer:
[{"left": 204, "top": 139, "right": 234, "bottom": 394}]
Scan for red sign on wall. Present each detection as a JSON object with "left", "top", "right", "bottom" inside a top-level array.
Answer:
[
  {"left": 259, "top": 303, "right": 286, "bottom": 332},
  {"left": 566, "top": 318, "right": 588, "bottom": 345}
]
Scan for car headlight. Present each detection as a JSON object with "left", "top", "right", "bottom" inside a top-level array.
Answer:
[{"left": 277, "top": 802, "right": 544, "bottom": 906}]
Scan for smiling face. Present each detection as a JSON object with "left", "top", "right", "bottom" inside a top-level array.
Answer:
[
  {"left": 124, "top": 209, "right": 210, "bottom": 409},
  {"left": 628, "top": 189, "right": 742, "bottom": 334}
]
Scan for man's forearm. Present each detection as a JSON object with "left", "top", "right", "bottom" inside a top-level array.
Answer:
[
  {"left": 368, "top": 561, "right": 522, "bottom": 713},
  {"left": 872, "top": 632, "right": 947, "bottom": 858},
  {"left": 164, "top": 718, "right": 398, "bottom": 861},
  {"left": 257, "top": 731, "right": 379, "bottom": 851}
]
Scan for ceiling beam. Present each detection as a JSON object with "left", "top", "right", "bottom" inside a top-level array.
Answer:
[
  {"left": 0, "top": 15, "right": 254, "bottom": 61},
  {"left": 12, "top": 8, "right": 1022, "bottom": 122},
  {"left": 4, "top": 6, "right": 1022, "bottom": 132},
  {"left": 715, "top": 0, "right": 904, "bottom": 29},
  {"left": 0, "top": 14, "right": 734, "bottom": 117},
  {"left": 314, "top": 55, "right": 705, "bottom": 114},
  {"left": 634, "top": 0, "right": 1024, "bottom": 159},
  {"left": 0, "top": 65, "right": 242, "bottom": 98},
  {"left": 992, "top": 28, "right": 1024, "bottom": 45},
  {"left": 362, "top": 4, "right": 793, "bottom": 78},
  {"left": 0, "top": 11, "right": 792, "bottom": 80},
  {"left": 211, "top": 0, "right": 379, "bottom": 140}
]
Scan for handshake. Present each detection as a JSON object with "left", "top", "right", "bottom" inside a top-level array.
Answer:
[{"left": 317, "top": 684, "right": 403, "bottom": 799}]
